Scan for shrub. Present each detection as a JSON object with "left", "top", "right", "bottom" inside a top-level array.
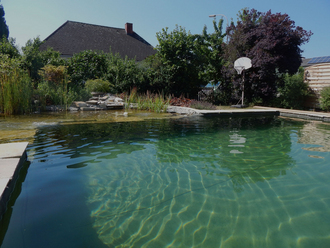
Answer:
[
  {"left": 36, "top": 65, "right": 74, "bottom": 109},
  {"left": 275, "top": 67, "right": 310, "bottom": 109},
  {"left": 85, "top": 79, "right": 112, "bottom": 93},
  {"left": 0, "top": 37, "right": 20, "bottom": 58},
  {"left": 106, "top": 52, "right": 143, "bottom": 93},
  {"left": 319, "top": 87, "right": 330, "bottom": 111},
  {"left": 39, "top": 64, "right": 67, "bottom": 84},
  {"left": 21, "top": 37, "right": 64, "bottom": 85},
  {"left": 67, "top": 50, "right": 108, "bottom": 87}
]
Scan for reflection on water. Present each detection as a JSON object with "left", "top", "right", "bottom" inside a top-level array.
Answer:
[
  {"left": 0, "top": 110, "right": 175, "bottom": 144},
  {"left": 297, "top": 121, "right": 330, "bottom": 153},
  {"left": 1, "top": 116, "right": 330, "bottom": 248},
  {"left": 229, "top": 130, "right": 246, "bottom": 153}
]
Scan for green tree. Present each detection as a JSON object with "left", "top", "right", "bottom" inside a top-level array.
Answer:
[
  {"left": 0, "top": 4, "right": 9, "bottom": 39},
  {"left": 195, "top": 19, "right": 231, "bottom": 104},
  {"left": 66, "top": 50, "right": 108, "bottom": 87},
  {"left": 155, "top": 25, "right": 204, "bottom": 97},
  {"left": 225, "top": 9, "right": 312, "bottom": 104},
  {"left": 105, "top": 52, "right": 143, "bottom": 94},
  {"left": 0, "top": 37, "right": 20, "bottom": 58},
  {"left": 141, "top": 54, "right": 173, "bottom": 94},
  {"left": 21, "top": 37, "right": 64, "bottom": 85},
  {"left": 196, "top": 19, "right": 226, "bottom": 84}
]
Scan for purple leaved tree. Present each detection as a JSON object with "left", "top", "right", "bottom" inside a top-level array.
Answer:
[{"left": 225, "top": 8, "right": 312, "bottom": 104}]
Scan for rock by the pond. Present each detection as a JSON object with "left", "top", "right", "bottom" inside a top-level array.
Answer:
[{"left": 71, "top": 93, "right": 124, "bottom": 111}]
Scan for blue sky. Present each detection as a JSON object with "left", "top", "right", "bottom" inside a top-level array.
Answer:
[{"left": 1, "top": 0, "right": 329, "bottom": 58}]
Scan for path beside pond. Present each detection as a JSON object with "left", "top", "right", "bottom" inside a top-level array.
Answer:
[
  {"left": 0, "top": 142, "right": 29, "bottom": 219},
  {"left": 168, "top": 106, "right": 330, "bottom": 122}
]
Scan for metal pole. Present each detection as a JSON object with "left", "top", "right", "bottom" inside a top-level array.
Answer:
[
  {"left": 209, "top": 14, "right": 229, "bottom": 43},
  {"left": 242, "top": 70, "right": 245, "bottom": 106}
]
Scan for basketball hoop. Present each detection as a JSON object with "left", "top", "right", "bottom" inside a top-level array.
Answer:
[
  {"left": 233, "top": 57, "right": 252, "bottom": 107},
  {"left": 235, "top": 66, "right": 244, "bottom": 75},
  {"left": 234, "top": 57, "right": 252, "bottom": 74}
]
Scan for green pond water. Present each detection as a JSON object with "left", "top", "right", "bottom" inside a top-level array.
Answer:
[{"left": 1, "top": 113, "right": 330, "bottom": 248}]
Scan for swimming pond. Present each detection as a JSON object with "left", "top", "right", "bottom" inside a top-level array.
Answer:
[{"left": 1, "top": 116, "right": 330, "bottom": 247}]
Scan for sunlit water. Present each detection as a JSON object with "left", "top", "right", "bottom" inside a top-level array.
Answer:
[{"left": 1, "top": 116, "right": 330, "bottom": 248}]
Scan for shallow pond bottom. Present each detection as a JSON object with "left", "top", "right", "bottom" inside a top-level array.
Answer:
[{"left": 1, "top": 116, "right": 330, "bottom": 248}]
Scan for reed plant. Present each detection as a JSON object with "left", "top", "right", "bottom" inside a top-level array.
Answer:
[
  {"left": 0, "top": 55, "right": 32, "bottom": 115},
  {"left": 125, "top": 89, "right": 170, "bottom": 113}
]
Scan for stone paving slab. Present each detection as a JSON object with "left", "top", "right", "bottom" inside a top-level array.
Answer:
[
  {"left": 253, "top": 106, "right": 330, "bottom": 122},
  {"left": 0, "top": 142, "right": 29, "bottom": 219},
  {"left": 0, "top": 142, "right": 29, "bottom": 159},
  {"left": 167, "top": 106, "right": 279, "bottom": 116},
  {"left": 168, "top": 106, "right": 330, "bottom": 122}
]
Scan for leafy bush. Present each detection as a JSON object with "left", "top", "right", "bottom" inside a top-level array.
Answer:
[
  {"left": 67, "top": 50, "right": 108, "bottom": 87},
  {"left": 39, "top": 64, "right": 67, "bottom": 84},
  {"left": 319, "top": 87, "right": 330, "bottom": 111},
  {"left": 275, "top": 67, "right": 310, "bottom": 109},
  {"left": 37, "top": 65, "right": 74, "bottom": 109},
  {"left": 21, "top": 37, "right": 64, "bottom": 85},
  {"left": 85, "top": 79, "right": 112, "bottom": 93},
  {"left": 106, "top": 52, "right": 143, "bottom": 93},
  {"left": 0, "top": 37, "right": 20, "bottom": 58}
]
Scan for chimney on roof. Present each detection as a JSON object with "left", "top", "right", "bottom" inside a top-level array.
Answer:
[{"left": 125, "top": 23, "right": 133, "bottom": 34}]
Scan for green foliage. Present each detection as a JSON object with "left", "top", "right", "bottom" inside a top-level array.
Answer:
[
  {"left": 319, "top": 87, "right": 330, "bottom": 111},
  {"left": 69, "top": 85, "right": 91, "bottom": 102},
  {"left": 0, "top": 37, "right": 20, "bottom": 58},
  {"left": 275, "top": 67, "right": 310, "bottom": 109},
  {"left": 0, "top": 4, "right": 9, "bottom": 39},
  {"left": 0, "top": 54, "right": 32, "bottom": 115},
  {"left": 196, "top": 19, "right": 226, "bottom": 85},
  {"left": 67, "top": 50, "right": 108, "bottom": 87},
  {"left": 85, "top": 79, "right": 112, "bottom": 93},
  {"left": 21, "top": 37, "right": 64, "bottom": 85},
  {"left": 105, "top": 52, "right": 143, "bottom": 93},
  {"left": 39, "top": 64, "right": 67, "bottom": 84},
  {"left": 155, "top": 25, "right": 205, "bottom": 97},
  {"left": 141, "top": 54, "right": 173, "bottom": 94},
  {"left": 36, "top": 65, "right": 74, "bottom": 109},
  {"left": 125, "top": 89, "right": 170, "bottom": 113}
]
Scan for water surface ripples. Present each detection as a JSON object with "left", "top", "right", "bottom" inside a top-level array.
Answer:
[{"left": 1, "top": 116, "right": 330, "bottom": 248}]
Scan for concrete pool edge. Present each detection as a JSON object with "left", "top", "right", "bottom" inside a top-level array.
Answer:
[
  {"left": 0, "top": 142, "right": 29, "bottom": 220},
  {"left": 167, "top": 106, "right": 330, "bottom": 122},
  {"left": 253, "top": 106, "right": 330, "bottom": 122}
]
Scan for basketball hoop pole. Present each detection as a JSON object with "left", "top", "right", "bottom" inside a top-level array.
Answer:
[
  {"left": 234, "top": 57, "right": 251, "bottom": 107},
  {"left": 242, "top": 69, "right": 245, "bottom": 106}
]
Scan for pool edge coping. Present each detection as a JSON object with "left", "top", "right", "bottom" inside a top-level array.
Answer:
[{"left": 0, "top": 142, "right": 29, "bottom": 220}]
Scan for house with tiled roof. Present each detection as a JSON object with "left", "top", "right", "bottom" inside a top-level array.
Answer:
[{"left": 39, "top": 21, "right": 156, "bottom": 61}]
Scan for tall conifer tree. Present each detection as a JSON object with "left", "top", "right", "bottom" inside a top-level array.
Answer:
[{"left": 0, "top": 3, "right": 9, "bottom": 39}]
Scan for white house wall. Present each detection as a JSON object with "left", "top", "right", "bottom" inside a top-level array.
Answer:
[{"left": 304, "top": 63, "right": 330, "bottom": 108}]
